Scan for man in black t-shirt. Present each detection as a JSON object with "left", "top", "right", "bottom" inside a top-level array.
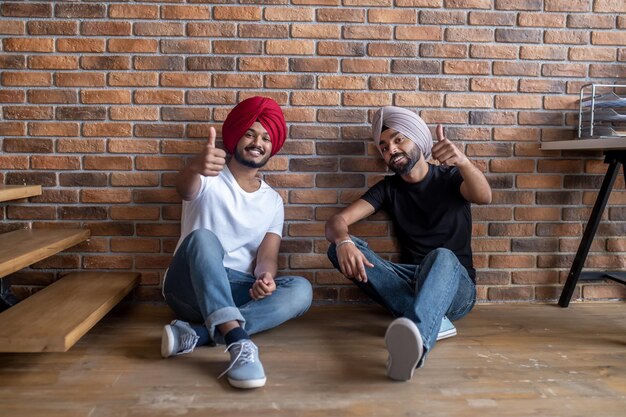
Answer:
[{"left": 325, "top": 106, "right": 492, "bottom": 381}]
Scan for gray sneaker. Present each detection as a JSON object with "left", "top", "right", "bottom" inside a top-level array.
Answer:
[
  {"left": 384, "top": 317, "right": 423, "bottom": 381},
  {"left": 218, "top": 339, "right": 266, "bottom": 389},
  {"left": 161, "top": 320, "right": 199, "bottom": 358}
]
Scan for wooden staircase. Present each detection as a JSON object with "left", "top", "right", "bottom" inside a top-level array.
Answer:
[{"left": 0, "top": 185, "right": 140, "bottom": 352}]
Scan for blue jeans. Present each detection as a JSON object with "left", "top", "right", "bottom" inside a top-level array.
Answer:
[
  {"left": 163, "top": 229, "right": 313, "bottom": 345},
  {"left": 327, "top": 236, "right": 476, "bottom": 365}
]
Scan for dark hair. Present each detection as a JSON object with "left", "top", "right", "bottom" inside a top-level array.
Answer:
[{"left": 381, "top": 124, "right": 390, "bottom": 132}]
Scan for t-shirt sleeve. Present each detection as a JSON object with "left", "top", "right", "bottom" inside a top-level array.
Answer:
[
  {"left": 361, "top": 178, "right": 387, "bottom": 212},
  {"left": 448, "top": 167, "right": 465, "bottom": 200},
  {"left": 267, "top": 194, "right": 284, "bottom": 237},
  {"left": 191, "top": 174, "right": 216, "bottom": 200}
]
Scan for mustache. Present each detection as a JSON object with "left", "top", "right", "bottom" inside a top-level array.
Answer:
[{"left": 390, "top": 152, "right": 408, "bottom": 164}]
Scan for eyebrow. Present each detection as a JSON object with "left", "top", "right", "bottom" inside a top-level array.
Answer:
[{"left": 246, "top": 128, "right": 269, "bottom": 137}]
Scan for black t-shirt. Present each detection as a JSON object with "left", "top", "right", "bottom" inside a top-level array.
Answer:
[{"left": 361, "top": 164, "right": 475, "bottom": 282}]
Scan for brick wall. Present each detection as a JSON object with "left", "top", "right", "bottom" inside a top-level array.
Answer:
[{"left": 1, "top": 0, "right": 625, "bottom": 303}]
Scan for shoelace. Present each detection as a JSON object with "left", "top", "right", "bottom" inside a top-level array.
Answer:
[
  {"left": 178, "top": 331, "right": 198, "bottom": 354},
  {"left": 218, "top": 340, "right": 257, "bottom": 379}
]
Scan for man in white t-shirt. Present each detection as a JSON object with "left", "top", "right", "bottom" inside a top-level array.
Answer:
[{"left": 161, "top": 96, "right": 312, "bottom": 389}]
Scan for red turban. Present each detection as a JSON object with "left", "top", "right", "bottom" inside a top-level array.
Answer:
[{"left": 222, "top": 96, "right": 287, "bottom": 157}]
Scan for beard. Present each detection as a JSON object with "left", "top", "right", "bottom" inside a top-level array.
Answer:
[
  {"left": 388, "top": 146, "right": 421, "bottom": 175},
  {"left": 233, "top": 145, "right": 271, "bottom": 169}
]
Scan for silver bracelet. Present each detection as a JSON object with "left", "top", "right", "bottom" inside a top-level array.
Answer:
[{"left": 336, "top": 239, "right": 355, "bottom": 250}]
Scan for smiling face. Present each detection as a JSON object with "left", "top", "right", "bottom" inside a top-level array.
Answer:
[
  {"left": 378, "top": 128, "right": 422, "bottom": 175},
  {"left": 233, "top": 121, "right": 273, "bottom": 169}
]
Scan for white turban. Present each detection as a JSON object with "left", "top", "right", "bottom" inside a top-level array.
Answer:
[{"left": 372, "top": 106, "right": 433, "bottom": 159}]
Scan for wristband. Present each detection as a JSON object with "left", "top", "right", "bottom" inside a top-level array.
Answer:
[{"left": 336, "top": 239, "right": 355, "bottom": 250}]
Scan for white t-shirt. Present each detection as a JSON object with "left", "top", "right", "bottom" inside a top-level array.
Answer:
[{"left": 174, "top": 165, "right": 284, "bottom": 274}]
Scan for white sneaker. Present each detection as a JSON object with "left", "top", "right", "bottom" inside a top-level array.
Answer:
[
  {"left": 384, "top": 318, "right": 423, "bottom": 381},
  {"left": 161, "top": 320, "right": 199, "bottom": 358},
  {"left": 437, "top": 316, "right": 457, "bottom": 341},
  {"left": 218, "top": 339, "right": 266, "bottom": 389}
]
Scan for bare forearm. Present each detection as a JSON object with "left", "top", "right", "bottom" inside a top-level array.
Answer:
[
  {"left": 458, "top": 161, "right": 492, "bottom": 205},
  {"left": 254, "top": 258, "right": 277, "bottom": 279},
  {"left": 176, "top": 164, "right": 202, "bottom": 201},
  {"left": 325, "top": 214, "right": 351, "bottom": 244}
]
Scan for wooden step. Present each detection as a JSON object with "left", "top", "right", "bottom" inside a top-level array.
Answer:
[
  {"left": 0, "top": 271, "right": 140, "bottom": 352},
  {"left": 0, "top": 228, "right": 90, "bottom": 279},
  {"left": 0, "top": 185, "right": 42, "bottom": 203}
]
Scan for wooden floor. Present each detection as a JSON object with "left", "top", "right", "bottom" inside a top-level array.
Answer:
[{"left": 0, "top": 302, "right": 624, "bottom": 417}]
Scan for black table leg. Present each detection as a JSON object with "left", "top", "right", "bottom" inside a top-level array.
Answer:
[{"left": 558, "top": 157, "right": 622, "bottom": 307}]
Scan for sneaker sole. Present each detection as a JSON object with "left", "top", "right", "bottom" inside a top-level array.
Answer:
[
  {"left": 228, "top": 376, "right": 267, "bottom": 389},
  {"left": 437, "top": 328, "right": 457, "bottom": 341},
  {"left": 384, "top": 318, "right": 423, "bottom": 381},
  {"left": 161, "top": 325, "right": 175, "bottom": 358}
]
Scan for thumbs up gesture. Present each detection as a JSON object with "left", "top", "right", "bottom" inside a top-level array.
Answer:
[
  {"left": 431, "top": 124, "right": 469, "bottom": 168},
  {"left": 190, "top": 127, "right": 226, "bottom": 177}
]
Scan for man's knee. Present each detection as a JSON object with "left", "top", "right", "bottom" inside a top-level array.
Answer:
[
  {"left": 428, "top": 247, "right": 458, "bottom": 265},
  {"left": 185, "top": 229, "right": 223, "bottom": 253},
  {"left": 280, "top": 276, "right": 313, "bottom": 315}
]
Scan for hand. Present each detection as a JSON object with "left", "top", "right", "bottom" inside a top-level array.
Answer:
[
  {"left": 249, "top": 272, "right": 276, "bottom": 300},
  {"left": 337, "top": 243, "right": 374, "bottom": 283},
  {"left": 190, "top": 127, "right": 227, "bottom": 177},
  {"left": 431, "top": 125, "right": 469, "bottom": 168}
]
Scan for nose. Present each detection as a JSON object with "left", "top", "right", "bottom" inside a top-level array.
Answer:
[{"left": 252, "top": 134, "right": 264, "bottom": 146}]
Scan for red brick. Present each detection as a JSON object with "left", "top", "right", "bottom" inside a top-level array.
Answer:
[
  {"left": 469, "top": 11, "right": 516, "bottom": 25},
  {"left": 545, "top": 0, "right": 590, "bottom": 12},
  {"left": 592, "top": 32, "right": 626, "bottom": 47},
  {"left": 134, "top": 22, "right": 184, "bottom": 37},
  {"left": 343, "top": 92, "right": 391, "bottom": 107},
  {"left": 0, "top": 155, "right": 29, "bottom": 169},
  {"left": 369, "top": 42, "right": 417, "bottom": 57},
  {"left": 29, "top": 122, "right": 79, "bottom": 137},
  {"left": 80, "top": 90, "right": 131, "bottom": 104},
  {"left": 342, "top": 58, "right": 388, "bottom": 73},
  {"left": 32, "top": 155, "right": 80, "bottom": 170},
  {"left": 265, "top": 7, "right": 314, "bottom": 21},
  {"left": 55, "top": 72, "right": 104, "bottom": 87},
  {"left": 4, "top": 38, "right": 53, "bottom": 52},
  {"left": 317, "top": 8, "right": 365, "bottom": 22},
  {"left": 108, "top": 72, "right": 158, "bottom": 87},
  {"left": 493, "top": 62, "right": 540, "bottom": 76},
  {"left": 213, "top": 6, "right": 260, "bottom": 21},
  {"left": 420, "top": 43, "right": 467, "bottom": 58},
  {"left": 108, "top": 139, "right": 158, "bottom": 153},
  {"left": 188, "top": 22, "right": 236, "bottom": 37},
  {"left": 81, "top": 189, "right": 131, "bottom": 204},
  {"left": 27, "top": 20, "right": 77, "bottom": 35},
  {"left": 110, "top": 207, "right": 160, "bottom": 221},
  {"left": 544, "top": 30, "right": 588, "bottom": 45},
  {"left": 344, "top": 25, "right": 393, "bottom": 40},
  {"left": 421, "top": 78, "right": 467, "bottom": 91},
  {"left": 81, "top": 56, "right": 130, "bottom": 70},
  {"left": 108, "top": 39, "right": 158, "bottom": 53},
  {"left": 0, "top": 122, "right": 26, "bottom": 136},
  {"left": 111, "top": 238, "right": 160, "bottom": 253},
  {"left": 445, "top": 94, "right": 492, "bottom": 108},
  {"left": 110, "top": 106, "right": 159, "bottom": 121},
  {"left": 162, "top": 5, "right": 212, "bottom": 20},
  {"left": 109, "top": 4, "right": 158, "bottom": 19},
  {"left": 394, "top": 93, "right": 444, "bottom": 107},
  {"left": 1, "top": 2, "right": 51, "bottom": 17},
  {"left": 470, "top": 44, "right": 518, "bottom": 59},
  {"left": 84, "top": 156, "right": 132, "bottom": 171},
  {"left": 81, "top": 21, "right": 130, "bottom": 36},
  {"left": 213, "top": 74, "right": 262, "bottom": 88},
  {"left": 368, "top": 8, "right": 416, "bottom": 23},
  {"left": 569, "top": 47, "right": 616, "bottom": 62}
]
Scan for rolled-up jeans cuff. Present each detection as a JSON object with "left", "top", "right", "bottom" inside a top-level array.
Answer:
[{"left": 205, "top": 306, "right": 246, "bottom": 345}]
